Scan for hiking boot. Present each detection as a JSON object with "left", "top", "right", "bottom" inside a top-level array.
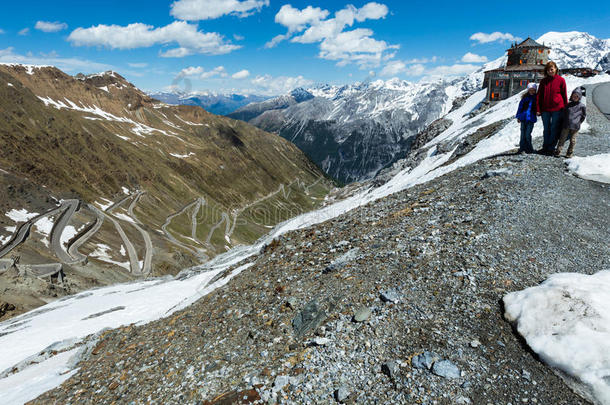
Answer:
[
  {"left": 566, "top": 152, "right": 573, "bottom": 158},
  {"left": 553, "top": 149, "right": 561, "bottom": 157}
]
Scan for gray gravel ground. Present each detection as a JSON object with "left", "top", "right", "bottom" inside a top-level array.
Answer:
[{"left": 31, "top": 125, "right": 610, "bottom": 404}]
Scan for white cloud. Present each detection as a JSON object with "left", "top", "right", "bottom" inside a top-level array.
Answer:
[
  {"left": 128, "top": 62, "right": 148, "bottom": 68},
  {"left": 319, "top": 28, "right": 397, "bottom": 68},
  {"left": 268, "top": 2, "right": 395, "bottom": 68},
  {"left": 0, "top": 29, "right": 5, "bottom": 35},
  {"left": 470, "top": 32, "right": 522, "bottom": 44},
  {"left": 35, "top": 21, "right": 68, "bottom": 33},
  {"left": 406, "top": 56, "right": 437, "bottom": 64},
  {"left": 0, "top": 47, "right": 112, "bottom": 73},
  {"left": 68, "top": 21, "right": 240, "bottom": 57},
  {"left": 380, "top": 60, "right": 425, "bottom": 77},
  {"left": 170, "top": 0, "right": 269, "bottom": 20},
  {"left": 201, "top": 66, "right": 227, "bottom": 79},
  {"left": 461, "top": 52, "right": 488, "bottom": 63},
  {"left": 179, "top": 65, "right": 227, "bottom": 79},
  {"left": 180, "top": 66, "right": 205, "bottom": 76},
  {"left": 18, "top": 28, "right": 29, "bottom": 36},
  {"left": 275, "top": 5, "right": 329, "bottom": 34},
  {"left": 233, "top": 34, "right": 244, "bottom": 41},
  {"left": 425, "top": 63, "right": 479, "bottom": 77},
  {"left": 250, "top": 74, "right": 313, "bottom": 95},
  {"left": 232, "top": 69, "right": 250, "bottom": 79}
]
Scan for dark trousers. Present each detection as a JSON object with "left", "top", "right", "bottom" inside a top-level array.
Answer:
[
  {"left": 541, "top": 111, "right": 563, "bottom": 152},
  {"left": 519, "top": 121, "right": 535, "bottom": 153}
]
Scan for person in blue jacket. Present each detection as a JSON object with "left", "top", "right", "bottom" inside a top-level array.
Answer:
[{"left": 515, "top": 82, "right": 538, "bottom": 154}]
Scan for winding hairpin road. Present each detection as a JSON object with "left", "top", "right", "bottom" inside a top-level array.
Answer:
[
  {"left": 0, "top": 204, "right": 66, "bottom": 259},
  {"left": 66, "top": 204, "right": 105, "bottom": 263},
  {"left": 125, "top": 191, "right": 153, "bottom": 275},
  {"left": 103, "top": 195, "right": 141, "bottom": 274},
  {"left": 49, "top": 199, "right": 84, "bottom": 264},
  {"left": 162, "top": 198, "right": 208, "bottom": 259}
]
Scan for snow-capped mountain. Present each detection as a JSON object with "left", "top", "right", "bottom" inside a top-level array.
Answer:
[
  {"left": 228, "top": 76, "right": 477, "bottom": 183},
  {"left": 538, "top": 31, "right": 610, "bottom": 71},
  {"left": 227, "top": 31, "right": 608, "bottom": 184},
  {"left": 148, "top": 91, "right": 269, "bottom": 115},
  {"left": 227, "top": 88, "right": 314, "bottom": 122}
]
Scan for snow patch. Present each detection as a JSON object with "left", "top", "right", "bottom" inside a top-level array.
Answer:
[
  {"left": 121, "top": 187, "right": 130, "bottom": 195},
  {"left": 7, "top": 83, "right": 13, "bottom": 87},
  {"left": 566, "top": 153, "right": 610, "bottom": 184},
  {"left": 6, "top": 209, "right": 39, "bottom": 223},
  {"left": 33, "top": 217, "right": 54, "bottom": 236},
  {"left": 60, "top": 226, "right": 77, "bottom": 248},
  {"left": 0, "top": 348, "right": 79, "bottom": 405},
  {"left": 90, "top": 244, "right": 130, "bottom": 270},
  {"left": 94, "top": 199, "right": 114, "bottom": 212},
  {"left": 113, "top": 212, "right": 135, "bottom": 224},
  {"left": 169, "top": 152, "right": 195, "bottom": 158},
  {"left": 504, "top": 270, "right": 610, "bottom": 404}
]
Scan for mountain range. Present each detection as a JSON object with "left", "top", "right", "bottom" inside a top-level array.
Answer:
[
  {"left": 225, "top": 31, "right": 610, "bottom": 183},
  {"left": 148, "top": 91, "right": 269, "bottom": 115}
]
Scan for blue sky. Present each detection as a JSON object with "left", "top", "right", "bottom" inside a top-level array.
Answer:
[{"left": 0, "top": 0, "right": 608, "bottom": 95}]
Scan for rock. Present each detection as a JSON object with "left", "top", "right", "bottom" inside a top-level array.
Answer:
[
  {"left": 286, "top": 297, "right": 298, "bottom": 310},
  {"left": 324, "top": 248, "right": 360, "bottom": 273},
  {"left": 311, "top": 337, "right": 330, "bottom": 346},
  {"left": 381, "top": 361, "right": 399, "bottom": 379},
  {"left": 412, "top": 351, "right": 438, "bottom": 370},
  {"left": 469, "top": 339, "right": 481, "bottom": 348},
  {"left": 352, "top": 307, "right": 372, "bottom": 323},
  {"left": 380, "top": 289, "right": 401, "bottom": 303},
  {"left": 335, "top": 386, "right": 351, "bottom": 402},
  {"left": 0, "top": 301, "right": 16, "bottom": 318},
  {"left": 273, "top": 375, "right": 290, "bottom": 393},
  {"left": 482, "top": 168, "right": 513, "bottom": 179},
  {"left": 292, "top": 300, "right": 327, "bottom": 338},
  {"left": 432, "top": 360, "right": 461, "bottom": 379}
]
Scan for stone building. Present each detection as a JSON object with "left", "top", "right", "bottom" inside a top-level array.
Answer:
[{"left": 483, "top": 38, "right": 550, "bottom": 102}]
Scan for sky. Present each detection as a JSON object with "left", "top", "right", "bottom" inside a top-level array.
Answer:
[{"left": 0, "top": 0, "right": 609, "bottom": 95}]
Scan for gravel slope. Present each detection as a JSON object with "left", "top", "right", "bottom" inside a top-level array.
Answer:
[{"left": 32, "top": 128, "right": 610, "bottom": 404}]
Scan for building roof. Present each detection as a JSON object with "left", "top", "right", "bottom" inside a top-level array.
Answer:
[
  {"left": 484, "top": 65, "right": 546, "bottom": 74},
  {"left": 507, "top": 37, "right": 550, "bottom": 50}
]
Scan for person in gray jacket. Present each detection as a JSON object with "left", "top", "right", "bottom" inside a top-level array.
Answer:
[{"left": 554, "top": 87, "right": 586, "bottom": 158}]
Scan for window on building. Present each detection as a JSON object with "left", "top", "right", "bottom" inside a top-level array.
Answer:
[
  {"left": 491, "top": 93, "right": 500, "bottom": 100},
  {"left": 520, "top": 80, "right": 528, "bottom": 86},
  {"left": 495, "top": 80, "right": 505, "bottom": 87}
]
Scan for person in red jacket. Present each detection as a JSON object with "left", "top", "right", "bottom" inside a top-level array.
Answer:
[{"left": 536, "top": 61, "right": 568, "bottom": 155}]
